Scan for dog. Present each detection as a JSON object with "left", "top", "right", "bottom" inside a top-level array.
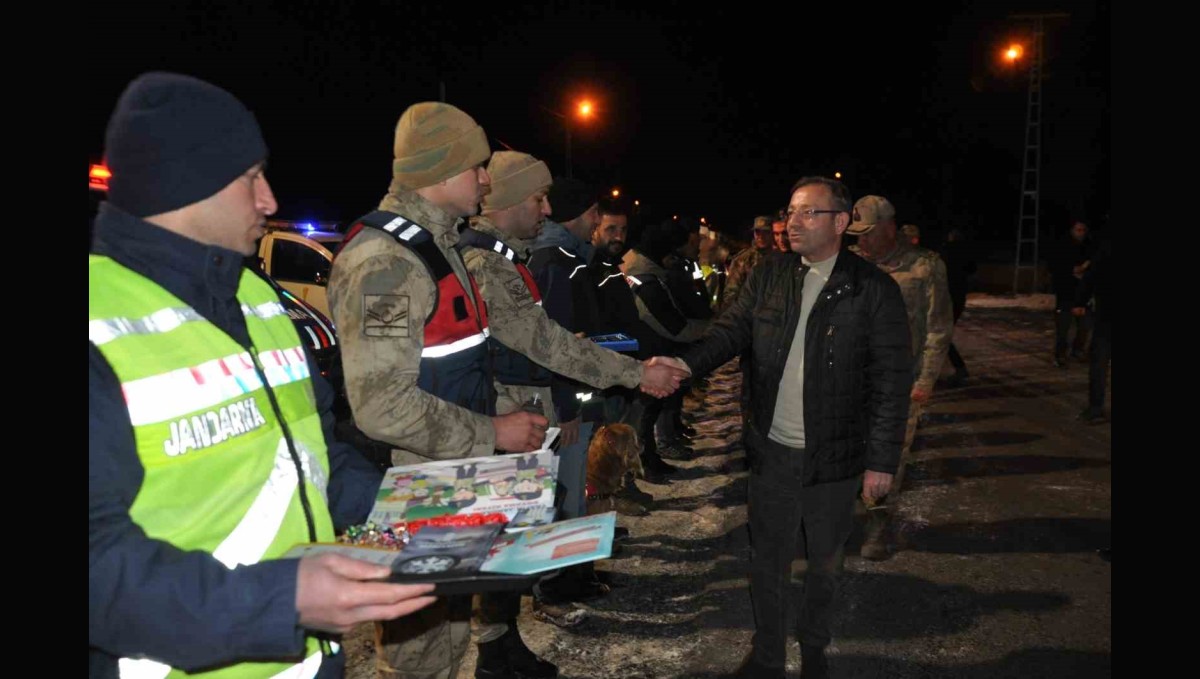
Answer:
[{"left": 585, "top": 423, "right": 648, "bottom": 517}]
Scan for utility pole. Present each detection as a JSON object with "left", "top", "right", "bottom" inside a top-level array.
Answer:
[{"left": 1009, "top": 12, "right": 1069, "bottom": 294}]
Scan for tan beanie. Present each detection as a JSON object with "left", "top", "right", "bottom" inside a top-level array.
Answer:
[
  {"left": 481, "top": 151, "right": 552, "bottom": 212},
  {"left": 390, "top": 102, "right": 491, "bottom": 191}
]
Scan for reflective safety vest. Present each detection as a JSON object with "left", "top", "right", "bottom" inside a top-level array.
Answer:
[
  {"left": 89, "top": 255, "right": 336, "bottom": 679},
  {"left": 457, "top": 227, "right": 552, "bottom": 387},
  {"left": 341, "top": 211, "right": 495, "bottom": 414}
]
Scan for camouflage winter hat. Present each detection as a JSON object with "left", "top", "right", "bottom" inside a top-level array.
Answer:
[
  {"left": 390, "top": 102, "right": 491, "bottom": 191},
  {"left": 481, "top": 151, "right": 552, "bottom": 212},
  {"left": 752, "top": 215, "right": 773, "bottom": 231},
  {"left": 848, "top": 195, "right": 896, "bottom": 235}
]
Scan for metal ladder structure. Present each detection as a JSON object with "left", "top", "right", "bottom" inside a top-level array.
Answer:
[{"left": 1010, "top": 12, "right": 1068, "bottom": 294}]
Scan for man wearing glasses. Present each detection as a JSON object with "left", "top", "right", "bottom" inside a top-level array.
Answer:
[{"left": 675, "top": 177, "right": 912, "bottom": 678}]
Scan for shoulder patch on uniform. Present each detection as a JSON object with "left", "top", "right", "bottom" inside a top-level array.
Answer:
[
  {"left": 364, "top": 294, "right": 410, "bottom": 337},
  {"left": 505, "top": 276, "right": 531, "bottom": 305}
]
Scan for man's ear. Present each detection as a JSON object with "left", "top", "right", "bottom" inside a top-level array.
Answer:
[{"left": 834, "top": 211, "right": 850, "bottom": 236}]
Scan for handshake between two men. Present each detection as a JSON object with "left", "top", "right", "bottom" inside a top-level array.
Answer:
[
  {"left": 492, "top": 355, "right": 694, "bottom": 452},
  {"left": 637, "top": 355, "right": 693, "bottom": 399}
]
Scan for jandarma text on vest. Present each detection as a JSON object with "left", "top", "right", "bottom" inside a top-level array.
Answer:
[{"left": 164, "top": 397, "right": 268, "bottom": 457}]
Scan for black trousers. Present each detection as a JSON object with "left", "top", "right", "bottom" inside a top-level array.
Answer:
[
  {"left": 655, "top": 388, "right": 685, "bottom": 440},
  {"left": 1088, "top": 317, "right": 1111, "bottom": 409},
  {"left": 746, "top": 437, "right": 859, "bottom": 667},
  {"left": 1055, "top": 295, "right": 1092, "bottom": 358},
  {"left": 947, "top": 299, "right": 967, "bottom": 373},
  {"left": 636, "top": 393, "right": 665, "bottom": 459}
]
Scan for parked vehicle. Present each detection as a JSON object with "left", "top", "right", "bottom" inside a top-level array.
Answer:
[{"left": 257, "top": 221, "right": 343, "bottom": 319}]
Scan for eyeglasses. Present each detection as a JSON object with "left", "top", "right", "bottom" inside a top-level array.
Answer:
[{"left": 787, "top": 208, "right": 843, "bottom": 222}]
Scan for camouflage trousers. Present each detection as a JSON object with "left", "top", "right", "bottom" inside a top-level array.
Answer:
[
  {"left": 373, "top": 583, "right": 523, "bottom": 678},
  {"left": 882, "top": 399, "right": 922, "bottom": 507},
  {"left": 373, "top": 596, "right": 471, "bottom": 679}
]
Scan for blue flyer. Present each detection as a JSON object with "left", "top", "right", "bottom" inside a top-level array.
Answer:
[{"left": 480, "top": 512, "right": 616, "bottom": 575}]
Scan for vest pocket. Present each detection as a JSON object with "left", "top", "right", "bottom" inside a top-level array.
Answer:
[{"left": 452, "top": 295, "right": 469, "bottom": 321}]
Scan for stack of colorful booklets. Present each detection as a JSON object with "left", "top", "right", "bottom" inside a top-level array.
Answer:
[{"left": 283, "top": 449, "right": 616, "bottom": 592}]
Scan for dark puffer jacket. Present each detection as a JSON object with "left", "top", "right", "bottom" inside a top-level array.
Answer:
[{"left": 680, "top": 249, "right": 913, "bottom": 486}]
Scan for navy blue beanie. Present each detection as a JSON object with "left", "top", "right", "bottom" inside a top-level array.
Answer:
[
  {"left": 104, "top": 72, "right": 268, "bottom": 217},
  {"left": 548, "top": 177, "right": 600, "bottom": 223}
]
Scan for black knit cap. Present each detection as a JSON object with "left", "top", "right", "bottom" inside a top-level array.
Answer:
[
  {"left": 547, "top": 176, "right": 600, "bottom": 223},
  {"left": 104, "top": 72, "right": 268, "bottom": 217},
  {"left": 637, "top": 219, "right": 690, "bottom": 263}
]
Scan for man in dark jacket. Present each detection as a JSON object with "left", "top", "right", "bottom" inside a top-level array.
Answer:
[
  {"left": 676, "top": 176, "right": 912, "bottom": 679},
  {"left": 1051, "top": 220, "right": 1094, "bottom": 366},
  {"left": 939, "top": 228, "right": 976, "bottom": 385},
  {"left": 89, "top": 72, "right": 436, "bottom": 679},
  {"left": 527, "top": 177, "right": 601, "bottom": 443},
  {"left": 623, "top": 219, "right": 711, "bottom": 476},
  {"left": 1073, "top": 232, "right": 1111, "bottom": 422}
]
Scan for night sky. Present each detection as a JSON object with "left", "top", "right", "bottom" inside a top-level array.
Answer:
[{"left": 88, "top": 1, "right": 1109, "bottom": 248}]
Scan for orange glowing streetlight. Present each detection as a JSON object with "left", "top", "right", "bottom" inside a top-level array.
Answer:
[
  {"left": 89, "top": 163, "right": 112, "bottom": 191},
  {"left": 611, "top": 188, "right": 620, "bottom": 198},
  {"left": 541, "top": 98, "right": 598, "bottom": 179},
  {"left": 1004, "top": 43, "right": 1024, "bottom": 62},
  {"left": 834, "top": 171, "right": 842, "bottom": 179}
]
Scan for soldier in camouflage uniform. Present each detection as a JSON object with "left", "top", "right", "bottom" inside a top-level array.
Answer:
[
  {"left": 328, "top": 102, "right": 551, "bottom": 679},
  {"left": 459, "top": 151, "right": 674, "bottom": 426},
  {"left": 458, "top": 152, "right": 685, "bottom": 639},
  {"left": 848, "top": 195, "right": 954, "bottom": 561},
  {"left": 721, "top": 215, "right": 774, "bottom": 311}
]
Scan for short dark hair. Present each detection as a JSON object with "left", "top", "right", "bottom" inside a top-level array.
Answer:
[{"left": 790, "top": 176, "right": 852, "bottom": 213}]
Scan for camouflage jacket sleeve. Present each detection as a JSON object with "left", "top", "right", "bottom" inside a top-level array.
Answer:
[
  {"left": 328, "top": 236, "right": 495, "bottom": 460},
  {"left": 916, "top": 255, "right": 955, "bottom": 393},
  {"left": 721, "top": 249, "right": 753, "bottom": 312},
  {"left": 463, "top": 248, "right": 643, "bottom": 389}
]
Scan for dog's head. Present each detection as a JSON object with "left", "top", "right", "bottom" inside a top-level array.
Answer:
[{"left": 587, "top": 423, "right": 643, "bottom": 497}]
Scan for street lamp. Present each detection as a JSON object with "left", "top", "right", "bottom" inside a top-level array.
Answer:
[
  {"left": 611, "top": 188, "right": 620, "bottom": 198},
  {"left": 1004, "top": 12, "right": 1068, "bottom": 294},
  {"left": 541, "top": 99, "right": 594, "bottom": 179}
]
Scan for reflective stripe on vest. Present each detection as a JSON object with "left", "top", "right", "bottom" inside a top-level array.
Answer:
[
  {"left": 91, "top": 255, "right": 334, "bottom": 679},
  {"left": 117, "top": 347, "right": 309, "bottom": 429},
  {"left": 420, "top": 326, "right": 490, "bottom": 358},
  {"left": 117, "top": 644, "right": 336, "bottom": 679}
]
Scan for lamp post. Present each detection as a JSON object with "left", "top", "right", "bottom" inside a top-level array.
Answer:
[
  {"left": 541, "top": 100, "right": 593, "bottom": 179},
  {"left": 1006, "top": 12, "right": 1068, "bottom": 294}
]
